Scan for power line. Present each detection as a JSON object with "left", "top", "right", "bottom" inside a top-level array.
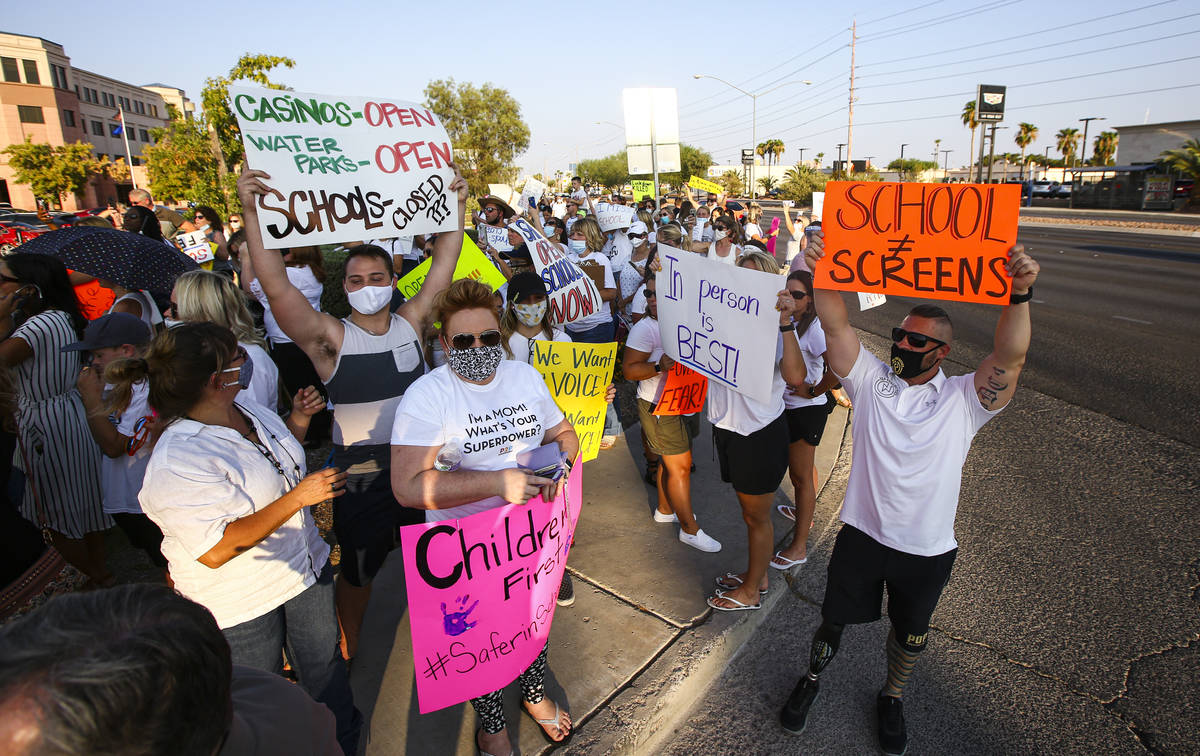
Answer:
[
  {"left": 858, "top": 0, "right": 946, "bottom": 26},
  {"left": 859, "top": 13, "right": 1199, "bottom": 79},
  {"left": 858, "top": 0, "right": 1027, "bottom": 43},
  {"left": 856, "top": 28, "right": 1200, "bottom": 90},
  {"left": 858, "top": 0, "right": 1179, "bottom": 69},
  {"left": 681, "top": 78, "right": 846, "bottom": 141}
]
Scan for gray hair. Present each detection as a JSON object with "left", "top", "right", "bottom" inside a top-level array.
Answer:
[{"left": 0, "top": 584, "right": 232, "bottom": 755}]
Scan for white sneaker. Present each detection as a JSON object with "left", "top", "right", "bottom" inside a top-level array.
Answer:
[
  {"left": 679, "top": 528, "right": 722, "bottom": 553},
  {"left": 653, "top": 510, "right": 678, "bottom": 524}
]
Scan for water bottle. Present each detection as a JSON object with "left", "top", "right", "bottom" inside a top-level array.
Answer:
[{"left": 434, "top": 439, "right": 462, "bottom": 472}]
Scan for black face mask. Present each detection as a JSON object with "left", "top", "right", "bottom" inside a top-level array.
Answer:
[{"left": 889, "top": 343, "right": 940, "bottom": 379}]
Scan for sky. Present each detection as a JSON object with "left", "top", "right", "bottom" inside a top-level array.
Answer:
[{"left": 7, "top": 0, "right": 1198, "bottom": 174}]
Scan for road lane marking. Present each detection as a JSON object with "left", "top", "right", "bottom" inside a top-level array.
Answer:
[
  {"left": 1032, "top": 299, "right": 1045, "bottom": 304},
  {"left": 1112, "top": 315, "right": 1152, "bottom": 325}
]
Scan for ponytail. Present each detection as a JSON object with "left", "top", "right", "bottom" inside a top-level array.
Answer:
[{"left": 103, "top": 357, "right": 150, "bottom": 417}]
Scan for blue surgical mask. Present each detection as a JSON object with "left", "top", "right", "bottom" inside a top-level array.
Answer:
[
  {"left": 567, "top": 239, "right": 587, "bottom": 255},
  {"left": 221, "top": 351, "right": 254, "bottom": 390}
]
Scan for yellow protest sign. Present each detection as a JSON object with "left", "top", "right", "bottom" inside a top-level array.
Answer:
[
  {"left": 688, "top": 175, "right": 723, "bottom": 195},
  {"left": 530, "top": 341, "right": 617, "bottom": 462},
  {"left": 631, "top": 179, "right": 655, "bottom": 201},
  {"left": 395, "top": 236, "right": 507, "bottom": 300}
]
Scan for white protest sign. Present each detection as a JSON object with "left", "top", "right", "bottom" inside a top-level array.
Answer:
[
  {"left": 858, "top": 291, "right": 887, "bottom": 311},
  {"left": 177, "top": 231, "right": 214, "bottom": 264},
  {"left": 520, "top": 178, "right": 548, "bottom": 215},
  {"left": 691, "top": 218, "right": 709, "bottom": 243},
  {"left": 655, "top": 251, "right": 782, "bottom": 404},
  {"left": 487, "top": 183, "right": 513, "bottom": 200},
  {"left": 551, "top": 201, "right": 567, "bottom": 219},
  {"left": 811, "top": 191, "right": 825, "bottom": 222},
  {"left": 231, "top": 86, "right": 458, "bottom": 248},
  {"left": 481, "top": 224, "right": 511, "bottom": 251},
  {"left": 510, "top": 217, "right": 602, "bottom": 326},
  {"left": 594, "top": 202, "right": 636, "bottom": 232}
]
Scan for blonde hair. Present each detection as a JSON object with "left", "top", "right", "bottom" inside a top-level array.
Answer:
[
  {"left": 433, "top": 279, "right": 499, "bottom": 335},
  {"left": 173, "top": 271, "right": 266, "bottom": 348},
  {"left": 636, "top": 209, "right": 654, "bottom": 230},
  {"left": 656, "top": 223, "right": 686, "bottom": 248},
  {"left": 737, "top": 249, "right": 781, "bottom": 274},
  {"left": 570, "top": 217, "right": 605, "bottom": 254}
]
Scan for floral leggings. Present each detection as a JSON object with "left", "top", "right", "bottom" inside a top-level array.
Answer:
[{"left": 471, "top": 647, "right": 549, "bottom": 734}]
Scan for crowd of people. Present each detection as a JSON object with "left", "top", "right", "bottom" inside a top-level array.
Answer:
[{"left": 0, "top": 168, "right": 1038, "bottom": 756}]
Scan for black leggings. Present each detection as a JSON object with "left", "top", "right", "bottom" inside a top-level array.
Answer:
[{"left": 470, "top": 647, "right": 548, "bottom": 734}]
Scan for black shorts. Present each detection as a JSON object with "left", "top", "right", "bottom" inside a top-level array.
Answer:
[
  {"left": 822, "top": 524, "right": 957, "bottom": 638},
  {"left": 785, "top": 403, "right": 830, "bottom": 446},
  {"left": 712, "top": 413, "right": 789, "bottom": 496},
  {"left": 331, "top": 444, "right": 422, "bottom": 587}
]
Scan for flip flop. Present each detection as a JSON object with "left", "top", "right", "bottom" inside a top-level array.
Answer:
[
  {"left": 707, "top": 591, "right": 762, "bottom": 612},
  {"left": 777, "top": 504, "right": 796, "bottom": 521},
  {"left": 769, "top": 551, "right": 809, "bottom": 570},
  {"left": 524, "top": 699, "right": 573, "bottom": 745},
  {"left": 714, "top": 572, "right": 768, "bottom": 595}
]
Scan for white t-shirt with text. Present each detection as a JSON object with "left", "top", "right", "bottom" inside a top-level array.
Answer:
[{"left": 784, "top": 319, "right": 830, "bottom": 410}]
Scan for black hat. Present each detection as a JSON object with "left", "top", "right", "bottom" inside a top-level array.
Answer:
[
  {"left": 506, "top": 243, "right": 533, "bottom": 263},
  {"left": 61, "top": 312, "right": 151, "bottom": 352},
  {"left": 506, "top": 271, "right": 547, "bottom": 303}
]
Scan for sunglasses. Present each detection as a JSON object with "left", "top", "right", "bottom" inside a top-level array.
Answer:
[
  {"left": 222, "top": 346, "right": 249, "bottom": 371},
  {"left": 449, "top": 329, "right": 502, "bottom": 350},
  {"left": 788, "top": 290, "right": 808, "bottom": 300},
  {"left": 484, "top": 207, "right": 499, "bottom": 213},
  {"left": 644, "top": 289, "right": 657, "bottom": 299},
  {"left": 126, "top": 414, "right": 153, "bottom": 456},
  {"left": 892, "top": 327, "right": 945, "bottom": 349},
  {"left": 0, "top": 274, "right": 21, "bottom": 284},
  {"left": 628, "top": 233, "right": 646, "bottom": 239}
]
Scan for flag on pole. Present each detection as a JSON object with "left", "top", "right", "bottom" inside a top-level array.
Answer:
[{"left": 110, "top": 108, "right": 124, "bottom": 136}]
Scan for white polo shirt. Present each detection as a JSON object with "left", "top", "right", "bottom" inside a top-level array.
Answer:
[
  {"left": 838, "top": 344, "right": 1002, "bottom": 557},
  {"left": 140, "top": 402, "right": 328, "bottom": 628}
]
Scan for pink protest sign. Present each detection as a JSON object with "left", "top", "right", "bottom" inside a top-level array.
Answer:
[{"left": 399, "top": 463, "right": 583, "bottom": 714}]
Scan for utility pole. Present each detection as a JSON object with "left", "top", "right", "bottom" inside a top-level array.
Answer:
[
  {"left": 986, "top": 124, "right": 998, "bottom": 182},
  {"left": 836, "top": 143, "right": 846, "bottom": 178},
  {"left": 1078, "top": 116, "right": 1105, "bottom": 166},
  {"left": 845, "top": 20, "right": 857, "bottom": 178},
  {"left": 899, "top": 143, "right": 908, "bottom": 180},
  {"left": 797, "top": 147, "right": 807, "bottom": 166},
  {"left": 941, "top": 149, "right": 953, "bottom": 174}
]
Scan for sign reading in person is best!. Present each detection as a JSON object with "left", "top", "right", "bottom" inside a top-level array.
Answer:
[
  {"left": 816, "top": 181, "right": 1018, "bottom": 305},
  {"left": 231, "top": 86, "right": 459, "bottom": 248},
  {"left": 395, "top": 236, "right": 506, "bottom": 300},
  {"left": 654, "top": 251, "right": 782, "bottom": 404},
  {"left": 510, "top": 218, "right": 603, "bottom": 326},
  {"left": 531, "top": 341, "right": 616, "bottom": 462},
  {"left": 400, "top": 463, "right": 582, "bottom": 713}
]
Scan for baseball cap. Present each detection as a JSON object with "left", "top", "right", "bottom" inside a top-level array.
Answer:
[
  {"left": 61, "top": 312, "right": 151, "bottom": 352},
  {"left": 506, "top": 271, "right": 547, "bottom": 303},
  {"left": 627, "top": 221, "right": 648, "bottom": 235}
]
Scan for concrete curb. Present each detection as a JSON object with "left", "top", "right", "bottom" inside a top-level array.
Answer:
[
  {"left": 1018, "top": 220, "right": 1200, "bottom": 238},
  {"left": 547, "top": 407, "right": 853, "bottom": 755}
]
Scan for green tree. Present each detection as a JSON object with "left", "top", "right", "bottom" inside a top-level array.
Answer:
[
  {"left": 201, "top": 54, "right": 296, "bottom": 172},
  {"left": 1159, "top": 139, "right": 1200, "bottom": 208},
  {"left": 814, "top": 152, "right": 824, "bottom": 168},
  {"left": 1, "top": 139, "right": 106, "bottom": 207},
  {"left": 962, "top": 100, "right": 979, "bottom": 175},
  {"left": 659, "top": 144, "right": 714, "bottom": 189},
  {"left": 1056, "top": 127, "right": 1081, "bottom": 166},
  {"left": 718, "top": 169, "right": 744, "bottom": 196},
  {"left": 778, "top": 164, "right": 828, "bottom": 204},
  {"left": 577, "top": 151, "right": 629, "bottom": 189},
  {"left": 144, "top": 113, "right": 227, "bottom": 212},
  {"left": 887, "top": 158, "right": 938, "bottom": 180},
  {"left": 1015, "top": 122, "right": 1038, "bottom": 177},
  {"left": 757, "top": 175, "right": 779, "bottom": 193},
  {"left": 1092, "top": 131, "right": 1118, "bottom": 166},
  {"left": 424, "top": 78, "right": 530, "bottom": 199},
  {"left": 756, "top": 138, "right": 785, "bottom": 169}
]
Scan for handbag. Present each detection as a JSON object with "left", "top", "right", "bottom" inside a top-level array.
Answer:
[{"left": 0, "top": 431, "right": 85, "bottom": 622}]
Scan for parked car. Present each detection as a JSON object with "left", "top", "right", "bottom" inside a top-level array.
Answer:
[
  {"left": 1175, "top": 179, "right": 1194, "bottom": 199},
  {"left": 1054, "top": 183, "right": 1072, "bottom": 199},
  {"left": 1030, "top": 181, "right": 1056, "bottom": 198},
  {"left": 0, "top": 221, "right": 50, "bottom": 255},
  {"left": 0, "top": 211, "right": 76, "bottom": 227}
]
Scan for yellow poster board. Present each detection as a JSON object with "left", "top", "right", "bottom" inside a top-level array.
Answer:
[
  {"left": 395, "top": 236, "right": 507, "bottom": 300},
  {"left": 530, "top": 341, "right": 617, "bottom": 462},
  {"left": 688, "top": 175, "right": 723, "bottom": 195},
  {"left": 631, "top": 179, "right": 655, "bottom": 201}
]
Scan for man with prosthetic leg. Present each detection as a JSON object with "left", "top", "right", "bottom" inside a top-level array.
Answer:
[{"left": 780, "top": 229, "right": 1039, "bottom": 755}]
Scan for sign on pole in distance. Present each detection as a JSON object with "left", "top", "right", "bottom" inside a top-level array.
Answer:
[{"left": 976, "top": 84, "right": 1006, "bottom": 122}]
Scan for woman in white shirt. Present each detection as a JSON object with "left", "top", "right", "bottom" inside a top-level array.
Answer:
[
  {"left": 562, "top": 217, "right": 617, "bottom": 343},
  {"left": 707, "top": 254, "right": 810, "bottom": 613},
  {"left": 742, "top": 203, "right": 766, "bottom": 242},
  {"left": 118, "top": 322, "right": 360, "bottom": 755},
  {"left": 771, "top": 270, "right": 840, "bottom": 572},
  {"left": 705, "top": 215, "right": 744, "bottom": 265},
  {"left": 615, "top": 221, "right": 653, "bottom": 327},
  {"left": 170, "top": 270, "right": 280, "bottom": 412},
  {"left": 500, "top": 271, "right": 572, "bottom": 363},
  {"left": 391, "top": 279, "right": 579, "bottom": 756}
]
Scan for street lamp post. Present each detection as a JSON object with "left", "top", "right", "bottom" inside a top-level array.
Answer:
[
  {"left": 1078, "top": 116, "right": 1105, "bottom": 166},
  {"left": 797, "top": 147, "right": 808, "bottom": 167},
  {"left": 899, "top": 143, "right": 908, "bottom": 180},
  {"left": 695, "top": 74, "right": 812, "bottom": 197},
  {"left": 836, "top": 143, "right": 846, "bottom": 177},
  {"left": 941, "top": 149, "right": 953, "bottom": 175}
]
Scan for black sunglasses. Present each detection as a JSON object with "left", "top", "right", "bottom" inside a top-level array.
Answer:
[
  {"left": 789, "top": 290, "right": 808, "bottom": 300},
  {"left": 644, "top": 289, "right": 657, "bottom": 299},
  {"left": 0, "top": 274, "right": 21, "bottom": 284},
  {"left": 449, "top": 329, "right": 502, "bottom": 350},
  {"left": 892, "top": 327, "right": 945, "bottom": 349}
]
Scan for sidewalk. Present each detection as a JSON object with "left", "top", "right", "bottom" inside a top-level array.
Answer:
[{"left": 349, "top": 405, "right": 850, "bottom": 755}]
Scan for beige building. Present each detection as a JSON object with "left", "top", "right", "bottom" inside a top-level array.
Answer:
[
  {"left": 0, "top": 31, "right": 193, "bottom": 211},
  {"left": 1113, "top": 120, "right": 1200, "bottom": 165}
]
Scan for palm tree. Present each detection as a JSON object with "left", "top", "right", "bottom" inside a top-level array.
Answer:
[
  {"left": 757, "top": 175, "right": 780, "bottom": 193},
  {"left": 815, "top": 151, "right": 824, "bottom": 168},
  {"left": 755, "top": 141, "right": 769, "bottom": 167},
  {"left": 1159, "top": 139, "right": 1200, "bottom": 209},
  {"left": 1092, "top": 131, "right": 1118, "bottom": 166},
  {"left": 1056, "top": 128, "right": 1081, "bottom": 167},
  {"left": 1015, "top": 122, "right": 1038, "bottom": 179},
  {"left": 768, "top": 139, "right": 785, "bottom": 168},
  {"left": 962, "top": 100, "right": 979, "bottom": 176}
]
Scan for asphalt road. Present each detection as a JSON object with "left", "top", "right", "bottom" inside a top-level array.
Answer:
[{"left": 664, "top": 217, "right": 1200, "bottom": 754}]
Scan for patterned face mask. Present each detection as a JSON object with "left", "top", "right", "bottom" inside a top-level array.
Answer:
[
  {"left": 445, "top": 344, "right": 504, "bottom": 382},
  {"left": 513, "top": 300, "right": 548, "bottom": 327}
]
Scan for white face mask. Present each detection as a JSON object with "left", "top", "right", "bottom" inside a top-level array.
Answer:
[
  {"left": 346, "top": 284, "right": 393, "bottom": 315},
  {"left": 715, "top": 229, "right": 728, "bottom": 241}
]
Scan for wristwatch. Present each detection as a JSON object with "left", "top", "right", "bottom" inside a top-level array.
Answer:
[
  {"left": 808, "top": 385, "right": 820, "bottom": 398},
  {"left": 654, "top": 363, "right": 662, "bottom": 373},
  {"left": 1010, "top": 287, "right": 1033, "bottom": 305},
  {"left": 779, "top": 322, "right": 796, "bottom": 332}
]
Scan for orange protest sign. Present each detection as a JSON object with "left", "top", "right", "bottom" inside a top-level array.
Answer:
[
  {"left": 653, "top": 362, "right": 707, "bottom": 416},
  {"left": 814, "top": 181, "right": 1020, "bottom": 305}
]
